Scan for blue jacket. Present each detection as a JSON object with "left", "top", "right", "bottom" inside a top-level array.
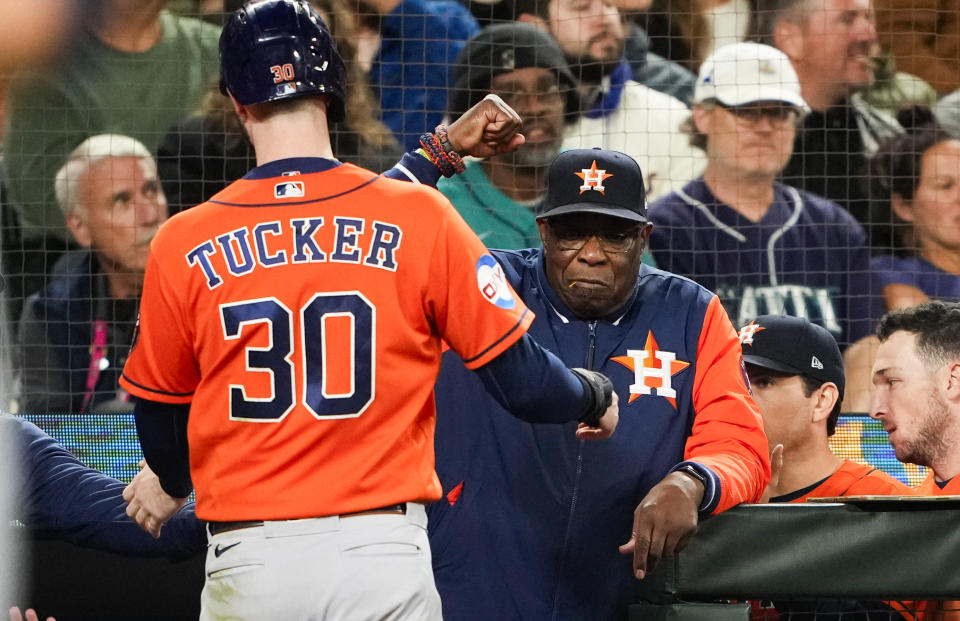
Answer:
[
  {"left": 4, "top": 415, "right": 205, "bottom": 559},
  {"left": 428, "top": 250, "right": 769, "bottom": 621},
  {"left": 16, "top": 250, "right": 137, "bottom": 413},
  {"left": 371, "top": 0, "right": 479, "bottom": 150}
]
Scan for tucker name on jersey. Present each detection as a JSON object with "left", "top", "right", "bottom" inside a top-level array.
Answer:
[{"left": 185, "top": 216, "right": 403, "bottom": 289}]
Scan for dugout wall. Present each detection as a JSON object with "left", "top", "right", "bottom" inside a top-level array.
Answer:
[{"left": 8, "top": 500, "right": 960, "bottom": 620}]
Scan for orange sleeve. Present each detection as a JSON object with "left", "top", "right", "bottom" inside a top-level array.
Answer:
[
  {"left": 425, "top": 201, "right": 533, "bottom": 370},
  {"left": 685, "top": 295, "right": 771, "bottom": 513},
  {"left": 119, "top": 238, "right": 200, "bottom": 404}
]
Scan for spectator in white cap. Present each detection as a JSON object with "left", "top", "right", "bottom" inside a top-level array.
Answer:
[{"left": 647, "top": 42, "right": 881, "bottom": 351}]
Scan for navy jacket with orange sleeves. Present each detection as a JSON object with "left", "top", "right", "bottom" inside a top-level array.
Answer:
[{"left": 427, "top": 253, "right": 770, "bottom": 621}]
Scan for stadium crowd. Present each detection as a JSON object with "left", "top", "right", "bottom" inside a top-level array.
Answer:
[{"left": 2, "top": 0, "right": 960, "bottom": 618}]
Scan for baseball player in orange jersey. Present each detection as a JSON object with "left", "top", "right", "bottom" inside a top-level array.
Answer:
[
  {"left": 739, "top": 315, "right": 913, "bottom": 503},
  {"left": 740, "top": 315, "right": 917, "bottom": 621},
  {"left": 119, "top": 1, "right": 618, "bottom": 619},
  {"left": 871, "top": 302, "right": 960, "bottom": 621}
]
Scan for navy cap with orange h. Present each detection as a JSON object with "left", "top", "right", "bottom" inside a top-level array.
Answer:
[
  {"left": 738, "top": 315, "right": 845, "bottom": 401},
  {"left": 538, "top": 148, "right": 648, "bottom": 223}
]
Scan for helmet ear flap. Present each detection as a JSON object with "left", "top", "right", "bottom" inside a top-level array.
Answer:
[{"left": 219, "top": 0, "right": 347, "bottom": 120}]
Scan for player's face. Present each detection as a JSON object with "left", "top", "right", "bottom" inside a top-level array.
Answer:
[
  {"left": 900, "top": 140, "right": 960, "bottom": 255},
  {"left": 548, "top": 0, "right": 624, "bottom": 64},
  {"left": 870, "top": 331, "right": 954, "bottom": 468},
  {"left": 796, "top": 0, "right": 876, "bottom": 96},
  {"left": 538, "top": 212, "right": 650, "bottom": 319},
  {"left": 489, "top": 68, "right": 566, "bottom": 169},
  {"left": 697, "top": 102, "right": 799, "bottom": 181},
  {"left": 746, "top": 367, "right": 818, "bottom": 452},
  {"left": 77, "top": 156, "right": 168, "bottom": 278}
]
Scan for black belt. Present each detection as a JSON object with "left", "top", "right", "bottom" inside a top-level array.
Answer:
[{"left": 208, "top": 503, "right": 408, "bottom": 536}]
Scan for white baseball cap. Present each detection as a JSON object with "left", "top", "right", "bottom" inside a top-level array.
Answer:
[{"left": 693, "top": 42, "right": 809, "bottom": 111}]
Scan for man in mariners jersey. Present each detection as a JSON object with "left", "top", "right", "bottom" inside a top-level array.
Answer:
[
  {"left": 647, "top": 42, "right": 880, "bottom": 348},
  {"left": 427, "top": 147, "right": 770, "bottom": 621}
]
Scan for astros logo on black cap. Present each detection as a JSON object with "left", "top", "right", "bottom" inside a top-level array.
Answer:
[
  {"left": 738, "top": 320, "right": 765, "bottom": 345},
  {"left": 576, "top": 160, "right": 613, "bottom": 195}
]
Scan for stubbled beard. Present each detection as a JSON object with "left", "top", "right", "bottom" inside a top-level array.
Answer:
[
  {"left": 566, "top": 57, "right": 620, "bottom": 85},
  {"left": 509, "top": 138, "right": 562, "bottom": 169},
  {"left": 899, "top": 392, "right": 953, "bottom": 467},
  {"left": 565, "top": 39, "right": 623, "bottom": 85}
]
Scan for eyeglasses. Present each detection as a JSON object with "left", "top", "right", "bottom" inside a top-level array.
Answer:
[
  {"left": 495, "top": 84, "right": 565, "bottom": 110},
  {"left": 717, "top": 103, "right": 800, "bottom": 126},
  {"left": 548, "top": 224, "right": 641, "bottom": 254}
]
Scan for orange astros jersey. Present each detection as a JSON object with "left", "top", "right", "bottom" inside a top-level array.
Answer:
[
  {"left": 915, "top": 471, "right": 960, "bottom": 495},
  {"left": 791, "top": 460, "right": 914, "bottom": 502},
  {"left": 908, "top": 476, "right": 960, "bottom": 621},
  {"left": 120, "top": 159, "right": 533, "bottom": 522}
]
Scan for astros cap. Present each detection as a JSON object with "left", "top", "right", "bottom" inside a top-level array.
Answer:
[
  {"left": 694, "top": 42, "right": 809, "bottom": 111},
  {"left": 538, "top": 148, "right": 647, "bottom": 222},
  {"left": 738, "top": 315, "right": 845, "bottom": 400}
]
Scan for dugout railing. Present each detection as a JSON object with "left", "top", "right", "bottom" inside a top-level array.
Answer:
[
  {"left": 7, "top": 499, "right": 960, "bottom": 620},
  {"left": 631, "top": 499, "right": 960, "bottom": 620}
]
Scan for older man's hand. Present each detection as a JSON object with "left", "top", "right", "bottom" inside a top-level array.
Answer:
[
  {"left": 618, "top": 470, "right": 704, "bottom": 579},
  {"left": 122, "top": 460, "right": 187, "bottom": 538}
]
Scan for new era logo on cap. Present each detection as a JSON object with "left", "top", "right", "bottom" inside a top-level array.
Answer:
[{"left": 739, "top": 315, "right": 845, "bottom": 401}]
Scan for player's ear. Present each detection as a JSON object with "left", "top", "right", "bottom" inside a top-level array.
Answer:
[
  {"left": 228, "top": 93, "right": 249, "bottom": 125},
  {"left": 943, "top": 362, "right": 960, "bottom": 401},
  {"left": 811, "top": 382, "right": 839, "bottom": 425},
  {"left": 65, "top": 210, "right": 92, "bottom": 248}
]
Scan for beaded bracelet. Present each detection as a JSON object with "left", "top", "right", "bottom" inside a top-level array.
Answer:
[
  {"left": 434, "top": 124, "right": 467, "bottom": 174},
  {"left": 419, "top": 132, "right": 457, "bottom": 177}
]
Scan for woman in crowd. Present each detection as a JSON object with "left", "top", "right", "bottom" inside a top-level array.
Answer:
[
  {"left": 842, "top": 108, "right": 960, "bottom": 411},
  {"left": 870, "top": 108, "right": 960, "bottom": 310}
]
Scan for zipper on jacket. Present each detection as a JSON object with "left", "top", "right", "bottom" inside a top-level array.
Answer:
[{"left": 551, "top": 321, "right": 598, "bottom": 620}]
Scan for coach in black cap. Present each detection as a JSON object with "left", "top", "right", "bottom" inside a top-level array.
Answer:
[
  {"left": 537, "top": 147, "right": 651, "bottom": 318},
  {"left": 429, "top": 145, "right": 771, "bottom": 621}
]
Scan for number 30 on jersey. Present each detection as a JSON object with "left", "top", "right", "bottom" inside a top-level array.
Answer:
[{"left": 220, "top": 292, "right": 374, "bottom": 422}]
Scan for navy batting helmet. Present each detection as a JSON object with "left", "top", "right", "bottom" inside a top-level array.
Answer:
[{"left": 219, "top": 0, "right": 347, "bottom": 122}]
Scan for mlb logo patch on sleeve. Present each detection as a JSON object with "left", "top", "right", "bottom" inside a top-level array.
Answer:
[
  {"left": 475, "top": 255, "right": 514, "bottom": 309},
  {"left": 275, "top": 181, "right": 305, "bottom": 198}
]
